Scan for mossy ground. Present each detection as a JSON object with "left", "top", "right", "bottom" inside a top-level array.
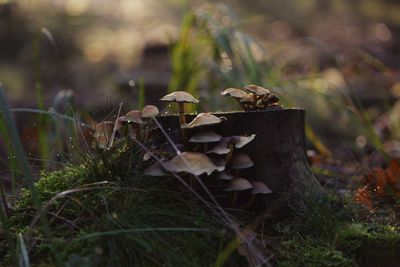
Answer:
[{"left": 274, "top": 195, "right": 400, "bottom": 267}]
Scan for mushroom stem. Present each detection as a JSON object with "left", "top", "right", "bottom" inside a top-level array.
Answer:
[
  {"left": 232, "top": 191, "right": 238, "bottom": 206},
  {"left": 225, "top": 143, "right": 234, "bottom": 163},
  {"left": 178, "top": 103, "right": 187, "bottom": 140},
  {"left": 131, "top": 124, "right": 141, "bottom": 141},
  {"left": 123, "top": 125, "right": 129, "bottom": 147},
  {"left": 244, "top": 194, "right": 255, "bottom": 208}
]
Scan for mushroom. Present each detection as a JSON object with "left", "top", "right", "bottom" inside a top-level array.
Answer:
[
  {"left": 231, "top": 134, "right": 256, "bottom": 149},
  {"left": 224, "top": 177, "right": 253, "bottom": 205},
  {"left": 141, "top": 105, "right": 159, "bottom": 119},
  {"left": 189, "top": 130, "right": 222, "bottom": 151},
  {"left": 93, "top": 121, "right": 114, "bottom": 138},
  {"left": 206, "top": 138, "right": 231, "bottom": 155},
  {"left": 246, "top": 181, "right": 272, "bottom": 207},
  {"left": 92, "top": 134, "right": 109, "bottom": 150},
  {"left": 243, "top": 85, "right": 271, "bottom": 109},
  {"left": 181, "top": 113, "right": 223, "bottom": 129},
  {"left": 231, "top": 153, "right": 254, "bottom": 176},
  {"left": 141, "top": 105, "right": 160, "bottom": 141},
  {"left": 217, "top": 171, "right": 234, "bottom": 181},
  {"left": 122, "top": 110, "right": 145, "bottom": 140},
  {"left": 144, "top": 160, "right": 167, "bottom": 176},
  {"left": 163, "top": 152, "right": 224, "bottom": 176},
  {"left": 251, "top": 181, "right": 272, "bottom": 194},
  {"left": 231, "top": 153, "right": 254, "bottom": 169},
  {"left": 221, "top": 88, "right": 251, "bottom": 110},
  {"left": 160, "top": 91, "right": 199, "bottom": 140}
]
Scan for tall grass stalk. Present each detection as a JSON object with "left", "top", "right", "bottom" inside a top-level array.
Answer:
[{"left": 33, "top": 33, "right": 48, "bottom": 168}]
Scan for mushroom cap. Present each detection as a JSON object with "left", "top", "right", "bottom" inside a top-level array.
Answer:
[
  {"left": 122, "top": 110, "right": 145, "bottom": 124},
  {"left": 160, "top": 91, "right": 199, "bottom": 103},
  {"left": 231, "top": 134, "right": 256, "bottom": 149},
  {"left": 217, "top": 171, "right": 234, "bottom": 180},
  {"left": 143, "top": 151, "right": 152, "bottom": 161},
  {"left": 182, "top": 113, "right": 223, "bottom": 129},
  {"left": 163, "top": 152, "right": 224, "bottom": 176},
  {"left": 221, "top": 88, "right": 248, "bottom": 99},
  {"left": 92, "top": 135, "right": 108, "bottom": 149},
  {"left": 141, "top": 105, "right": 159, "bottom": 118},
  {"left": 94, "top": 121, "right": 114, "bottom": 138},
  {"left": 206, "top": 138, "right": 231, "bottom": 155},
  {"left": 251, "top": 181, "right": 272, "bottom": 194},
  {"left": 224, "top": 177, "right": 253, "bottom": 191},
  {"left": 144, "top": 161, "right": 167, "bottom": 176},
  {"left": 231, "top": 153, "right": 254, "bottom": 169},
  {"left": 243, "top": 85, "right": 270, "bottom": 95},
  {"left": 239, "top": 93, "right": 254, "bottom": 103},
  {"left": 189, "top": 130, "right": 222, "bottom": 143}
]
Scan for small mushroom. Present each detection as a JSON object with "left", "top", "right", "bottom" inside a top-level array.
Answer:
[
  {"left": 217, "top": 171, "right": 234, "bottom": 181},
  {"left": 141, "top": 105, "right": 160, "bottom": 141},
  {"left": 160, "top": 91, "right": 199, "bottom": 140},
  {"left": 221, "top": 88, "right": 251, "bottom": 110},
  {"left": 246, "top": 181, "right": 272, "bottom": 207},
  {"left": 262, "top": 93, "right": 280, "bottom": 107},
  {"left": 206, "top": 138, "right": 231, "bottom": 155},
  {"left": 122, "top": 110, "right": 145, "bottom": 140},
  {"left": 231, "top": 153, "right": 254, "bottom": 169},
  {"left": 93, "top": 121, "right": 114, "bottom": 138},
  {"left": 144, "top": 160, "right": 167, "bottom": 176},
  {"left": 243, "top": 85, "right": 271, "bottom": 109},
  {"left": 141, "top": 105, "right": 159, "bottom": 119},
  {"left": 189, "top": 130, "right": 222, "bottom": 151},
  {"left": 231, "top": 134, "right": 256, "bottom": 149},
  {"left": 92, "top": 134, "right": 109, "bottom": 150},
  {"left": 163, "top": 152, "right": 224, "bottom": 176},
  {"left": 224, "top": 177, "right": 253, "bottom": 206},
  {"left": 251, "top": 181, "right": 272, "bottom": 195},
  {"left": 181, "top": 113, "right": 223, "bottom": 129}
]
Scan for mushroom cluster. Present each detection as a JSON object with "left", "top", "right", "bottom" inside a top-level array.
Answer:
[{"left": 221, "top": 85, "right": 281, "bottom": 111}]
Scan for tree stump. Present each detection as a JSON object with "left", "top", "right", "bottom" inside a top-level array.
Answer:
[{"left": 157, "top": 108, "right": 323, "bottom": 211}]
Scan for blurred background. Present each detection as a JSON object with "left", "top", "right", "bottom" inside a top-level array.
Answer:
[{"left": 1, "top": 0, "right": 400, "bottom": 174}]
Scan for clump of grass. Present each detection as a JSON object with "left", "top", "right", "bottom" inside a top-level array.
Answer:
[{"left": 2, "top": 139, "right": 247, "bottom": 266}]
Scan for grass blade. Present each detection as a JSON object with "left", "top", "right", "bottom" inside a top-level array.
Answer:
[{"left": 17, "top": 233, "right": 30, "bottom": 267}]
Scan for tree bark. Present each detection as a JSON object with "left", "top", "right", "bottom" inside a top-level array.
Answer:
[{"left": 157, "top": 108, "right": 323, "bottom": 211}]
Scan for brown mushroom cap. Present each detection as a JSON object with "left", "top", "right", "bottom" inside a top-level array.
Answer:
[
  {"left": 182, "top": 113, "right": 223, "bottom": 129},
  {"left": 92, "top": 135, "right": 109, "bottom": 149},
  {"left": 221, "top": 88, "right": 249, "bottom": 99},
  {"left": 231, "top": 153, "right": 254, "bottom": 169},
  {"left": 163, "top": 152, "right": 224, "bottom": 176},
  {"left": 231, "top": 134, "right": 256, "bottom": 149},
  {"left": 141, "top": 105, "right": 160, "bottom": 118},
  {"left": 243, "top": 85, "right": 270, "bottom": 96},
  {"left": 122, "top": 110, "right": 145, "bottom": 124},
  {"left": 159, "top": 91, "right": 199, "bottom": 103},
  {"left": 94, "top": 121, "right": 114, "bottom": 138},
  {"left": 144, "top": 161, "right": 167, "bottom": 176},
  {"left": 250, "top": 181, "right": 272, "bottom": 194},
  {"left": 189, "top": 130, "right": 222, "bottom": 143},
  {"left": 224, "top": 177, "right": 253, "bottom": 191}
]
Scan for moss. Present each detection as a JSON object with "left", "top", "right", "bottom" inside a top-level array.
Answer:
[
  {"left": 337, "top": 223, "right": 400, "bottom": 267},
  {"left": 276, "top": 236, "right": 356, "bottom": 267}
]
